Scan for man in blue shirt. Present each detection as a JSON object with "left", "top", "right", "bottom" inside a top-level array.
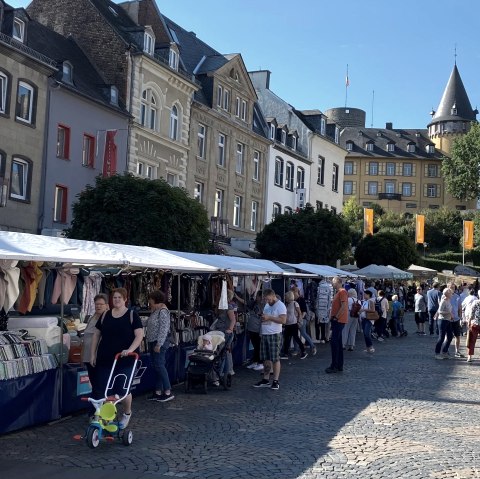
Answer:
[{"left": 427, "top": 282, "right": 441, "bottom": 335}]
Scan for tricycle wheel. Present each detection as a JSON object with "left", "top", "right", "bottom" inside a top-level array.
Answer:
[
  {"left": 87, "top": 427, "right": 100, "bottom": 449},
  {"left": 222, "top": 373, "right": 232, "bottom": 390},
  {"left": 122, "top": 429, "right": 133, "bottom": 446}
]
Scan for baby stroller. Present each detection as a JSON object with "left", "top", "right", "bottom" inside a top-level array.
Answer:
[{"left": 184, "top": 331, "right": 233, "bottom": 393}]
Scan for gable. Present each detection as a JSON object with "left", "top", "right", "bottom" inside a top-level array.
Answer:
[{"left": 215, "top": 54, "right": 257, "bottom": 100}]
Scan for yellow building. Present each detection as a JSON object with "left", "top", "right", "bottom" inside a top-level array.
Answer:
[{"left": 335, "top": 65, "right": 477, "bottom": 213}]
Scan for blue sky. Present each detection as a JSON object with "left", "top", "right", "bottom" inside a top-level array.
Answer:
[{"left": 10, "top": 0, "right": 480, "bottom": 129}]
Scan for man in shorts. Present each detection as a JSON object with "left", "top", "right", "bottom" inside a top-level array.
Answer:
[{"left": 253, "top": 289, "right": 286, "bottom": 391}]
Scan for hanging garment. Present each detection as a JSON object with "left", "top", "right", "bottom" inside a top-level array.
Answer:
[
  {"left": 218, "top": 280, "right": 228, "bottom": 310},
  {"left": 17, "top": 261, "right": 44, "bottom": 314},
  {"left": 316, "top": 280, "right": 334, "bottom": 323},
  {"left": 0, "top": 260, "right": 20, "bottom": 312},
  {"left": 51, "top": 267, "right": 80, "bottom": 305},
  {"left": 81, "top": 272, "right": 103, "bottom": 317}
]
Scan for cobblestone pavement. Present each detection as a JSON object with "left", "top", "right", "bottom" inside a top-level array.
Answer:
[{"left": 1, "top": 313, "right": 480, "bottom": 479}]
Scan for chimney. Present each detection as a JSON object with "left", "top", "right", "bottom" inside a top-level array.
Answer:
[
  {"left": 248, "top": 70, "right": 271, "bottom": 90},
  {"left": 385, "top": 122, "right": 393, "bottom": 130}
]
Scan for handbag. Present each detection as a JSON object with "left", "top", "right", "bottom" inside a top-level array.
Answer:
[{"left": 365, "top": 299, "right": 379, "bottom": 321}]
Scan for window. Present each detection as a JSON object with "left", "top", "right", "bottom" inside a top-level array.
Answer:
[
  {"left": 10, "top": 157, "right": 31, "bottom": 201},
  {"left": 285, "top": 162, "right": 294, "bottom": 190},
  {"left": 320, "top": 118, "right": 326, "bottom": 135},
  {"left": 335, "top": 127, "right": 339, "bottom": 144},
  {"left": 270, "top": 124, "right": 276, "bottom": 140},
  {"left": 241, "top": 100, "right": 247, "bottom": 121},
  {"left": 110, "top": 86, "right": 118, "bottom": 106},
  {"left": 368, "top": 182, "right": 378, "bottom": 195},
  {"left": 144, "top": 32, "right": 154, "bottom": 55},
  {"left": 0, "top": 71, "right": 8, "bottom": 114},
  {"left": 366, "top": 142, "right": 374, "bottom": 152},
  {"left": 284, "top": 207, "right": 293, "bottom": 215},
  {"left": 332, "top": 164, "right": 339, "bottom": 191},
  {"left": 137, "top": 162, "right": 144, "bottom": 176},
  {"left": 291, "top": 136, "right": 297, "bottom": 150},
  {"left": 331, "top": 206, "right": 337, "bottom": 215},
  {"left": 253, "top": 150, "right": 260, "bottom": 181},
  {"left": 223, "top": 89, "right": 230, "bottom": 111},
  {"left": 281, "top": 129, "right": 286, "bottom": 145},
  {"left": 426, "top": 144, "right": 435, "bottom": 154},
  {"left": 56, "top": 125, "right": 70, "bottom": 159},
  {"left": 214, "top": 189, "right": 224, "bottom": 217},
  {"left": 166, "top": 173, "right": 176, "bottom": 186},
  {"left": 272, "top": 203, "right": 281, "bottom": 218},
  {"left": 197, "top": 124, "right": 206, "bottom": 158},
  {"left": 217, "top": 85, "right": 223, "bottom": 108},
  {"left": 297, "top": 167, "right": 305, "bottom": 189},
  {"left": 427, "top": 164, "right": 438, "bottom": 177},
  {"left": 82, "top": 134, "right": 95, "bottom": 167},
  {"left": 407, "top": 143, "right": 416, "bottom": 153},
  {"left": 251, "top": 201, "right": 258, "bottom": 231},
  {"left": 385, "top": 181, "right": 395, "bottom": 194},
  {"left": 344, "top": 161, "right": 353, "bottom": 175},
  {"left": 194, "top": 182, "right": 204, "bottom": 203},
  {"left": 54, "top": 185, "right": 68, "bottom": 223},
  {"left": 403, "top": 163, "right": 412, "bottom": 176},
  {"left": 274, "top": 157, "right": 284, "bottom": 187},
  {"left": 317, "top": 156, "right": 325, "bottom": 185},
  {"left": 169, "top": 105, "right": 179, "bottom": 140},
  {"left": 386, "top": 162, "right": 395, "bottom": 176},
  {"left": 427, "top": 184, "right": 439, "bottom": 198},
  {"left": 140, "top": 88, "right": 157, "bottom": 130},
  {"left": 369, "top": 162, "right": 378, "bottom": 175},
  {"left": 402, "top": 182, "right": 412, "bottom": 197},
  {"left": 146, "top": 165, "right": 153, "bottom": 179},
  {"left": 218, "top": 134, "right": 226, "bottom": 167},
  {"left": 235, "top": 97, "right": 240, "bottom": 117},
  {"left": 386, "top": 142, "right": 395, "bottom": 152},
  {"left": 16, "top": 81, "right": 35, "bottom": 124},
  {"left": 13, "top": 18, "right": 25, "bottom": 42},
  {"left": 235, "top": 143, "right": 244, "bottom": 174},
  {"left": 346, "top": 141, "right": 353, "bottom": 151},
  {"left": 62, "top": 62, "right": 73, "bottom": 84},
  {"left": 233, "top": 195, "right": 242, "bottom": 227},
  {"left": 169, "top": 49, "right": 178, "bottom": 70},
  {"left": 344, "top": 181, "right": 353, "bottom": 195}
]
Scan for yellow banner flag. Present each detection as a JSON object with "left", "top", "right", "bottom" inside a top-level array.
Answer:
[
  {"left": 464, "top": 221, "right": 474, "bottom": 250},
  {"left": 415, "top": 214, "right": 425, "bottom": 244},
  {"left": 364, "top": 208, "right": 373, "bottom": 236}
]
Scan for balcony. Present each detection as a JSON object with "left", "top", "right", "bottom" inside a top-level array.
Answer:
[{"left": 378, "top": 193, "right": 402, "bottom": 201}]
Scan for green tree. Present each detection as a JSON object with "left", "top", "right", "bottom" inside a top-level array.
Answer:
[
  {"left": 66, "top": 174, "right": 210, "bottom": 252},
  {"left": 442, "top": 121, "right": 480, "bottom": 200},
  {"left": 340, "top": 197, "right": 364, "bottom": 247},
  {"left": 422, "top": 207, "right": 463, "bottom": 250},
  {"left": 354, "top": 231, "right": 419, "bottom": 269},
  {"left": 256, "top": 206, "right": 351, "bottom": 264}
]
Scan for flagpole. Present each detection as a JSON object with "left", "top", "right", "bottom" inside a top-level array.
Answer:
[
  {"left": 463, "top": 220, "right": 465, "bottom": 265},
  {"left": 344, "top": 64, "right": 349, "bottom": 108}
]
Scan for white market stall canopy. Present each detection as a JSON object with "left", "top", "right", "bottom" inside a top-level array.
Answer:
[
  {"left": 407, "top": 264, "right": 438, "bottom": 276},
  {"left": 280, "top": 262, "right": 358, "bottom": 278},
  {"left": 168, "top": 251, "right": 287, "bottom": 276},
  {"left": 354, "top": 264, "right": 398, "bottom": 279},
  {"left": 0, "top": 231, "right": 218, "bottom": 272},
  {"left": 386, "top": 265, "right": 413, "bottom": 280}
]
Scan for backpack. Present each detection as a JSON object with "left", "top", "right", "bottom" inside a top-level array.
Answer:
[
  {"left": 375, "top": 298, "right": 384, "bottom": 318},
  {"left": 350, "top": 300, "right": 361, "bottom": 318}
]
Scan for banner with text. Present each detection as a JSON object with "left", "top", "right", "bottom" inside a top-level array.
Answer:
[
  {"left": 464, "top": 220, "right": 474, "bottom": 250},
  {"left": 364, "top": 208, "right": 374, "bottom": 236},
  {"left": 415, "top": 214, "right": 425, "bottom": 244}
]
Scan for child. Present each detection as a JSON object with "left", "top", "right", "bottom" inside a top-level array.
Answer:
[{"left": 200, "top": 334, "right": 213, "bottom": 351}]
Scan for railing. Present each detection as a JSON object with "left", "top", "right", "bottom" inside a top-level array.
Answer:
[
  {"left": 0, "top": 32, "right": 57, "bottom": 68},
  {"left": 378, "top": 193, "right": 402, "bottom": 201}
]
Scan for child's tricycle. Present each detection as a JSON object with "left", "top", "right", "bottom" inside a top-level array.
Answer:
[{"left": 74, "top": 351, "right": 139, "bottom": 449}]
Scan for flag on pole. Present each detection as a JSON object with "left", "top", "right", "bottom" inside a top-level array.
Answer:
[
  {"left": 415, "top": 214, "right": 425, "bottom": 244},
  {"left": 345, "top": 75, "right": 350, "bottom": 87},
  {"left": 464, "top": 220, "right": 474, "bottom": 250},
  {"left": 364, "top": 208, "right": 373, "bottom": 236}
]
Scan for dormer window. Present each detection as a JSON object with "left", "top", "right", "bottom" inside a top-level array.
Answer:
[
  {"left": 320, "top": 118, "right": 326, "bottom": 135},
  {"left": 281, "top": 129, "right": 286, "bottom": 145},
  {"left": 426, "top": 144, "right": 435, "bottom": 154},
  {"left": 62, "top": 62, "right": 73, "bottom": 84},
  {"left": 110, "top": 86, "right": 118, "bottom": 106},
  {"left": 291, "top": 135, "right": 297, "bottom": 150},
  {"left": 346, "top": 141, "right": 353, "bottom": 151},
  {"left": 407, "top": 143, "right": 415, "bottom": 153},
  {"left": 451, "top": 102, "right": 457, "bottom": 115},
  {"left": 269, "top": 123, "right": 275, "bottom": 140},
  {"left": 335, "top": 126, "right": 339, "bottom": 144},
  {"left": 144, "top": 32, "right": 154, "bottom": 55},
  {"left": 13, "top": 18, "right": 25, "bottom": 43},
  {"left": 169, "top": 48, "right": 178, "bottom": 70},
  {"left": 366, "top": 141, "right": 374, "bottom": 152},
  {"left": 386, "top": 142, "right": 395, "bottom": 152}
]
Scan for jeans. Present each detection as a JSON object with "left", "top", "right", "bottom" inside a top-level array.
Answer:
[
  {"left": 149, "top": 340, "right": 171, "bottom": 392},
  {"left": 342, "top": 316, "right": 358, "bottom": 348},
  {"left": 375, "top": 317, "right": 387, "bottom": 337},
  {"left": 362, "top": 318, "right": 373, "bottom": 348},
  {"left": 329, "top": 320, "right": 345, "bottom": 370},
  {"left": 294, "top": 320, "right": 315, "bottom": 351},
  {"left": 394, "top": 315, "right": 405, "bottom": 335},
  {"left": 428, "top": 309, "right": 438, "bottom": 335},
  {"left": 282, "top": 323, "right": 305, "bottom": 356},
  {"left": 221, "top": 332, "right": 234, "bottom": 375},
  {"left": 435, "top": 320, "right": 454, "bottom": 354}
]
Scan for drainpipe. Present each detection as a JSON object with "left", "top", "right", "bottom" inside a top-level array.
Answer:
[{"left": 126, "top": 46, "right": 136, "bottom": 173}]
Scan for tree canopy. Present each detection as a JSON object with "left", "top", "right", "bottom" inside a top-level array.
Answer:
[
  {"left": 354, "top": 231, "right": 419, "bottom": 269},
  {"left": 256, "top": 205, "right": 351, "bottom": 264},
  {"left": 442, "top": 122, "right": 480, "bottom": 200},
  {"left": 66, "top": 174, "right": 210, "bottom": 252}
]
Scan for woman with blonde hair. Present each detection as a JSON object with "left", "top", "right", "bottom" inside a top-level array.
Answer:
[
  {"left": 280, "top": 291, "right": 308, "bottom": 360},
  {"left": 343, "top": 288, "right": 360, "bottom": 351}
]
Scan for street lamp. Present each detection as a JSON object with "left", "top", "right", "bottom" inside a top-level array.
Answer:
[{"left": 423, "top": 242, "right": 428, "bottom": 257}]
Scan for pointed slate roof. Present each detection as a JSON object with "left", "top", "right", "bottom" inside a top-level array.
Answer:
[{"left": 430, "top": 65, "right": 476, "bottom": 125}]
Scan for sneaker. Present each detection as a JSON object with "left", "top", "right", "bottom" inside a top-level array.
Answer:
[
  {"left": 148, "top": 393, "right": 163, "bottom": 402},
  {"left": 320, "top": 340, "right": 325, "bottom": 344},
  {"left": 280, "top": 355, "right": 289, "bottom": 360},
  {"left": 377, "top": 336, "right": 384, "bottom": 342},
  {"left": 435, "top": 354, "right": 446, "bottom": 360},
  {"left": 270, "top": 380, "right": 280, "bottom": 391},
  {"left": 300, "top": 352, "right": 308, "bottom": 360},
  {"left": 442, "top": 353, "right": 451, "bottom": 359},
  {"left": 119, "top": 412, "right": 131, "bottom": 429},
  {"left": 253, "top": 363, "right": 264, "bottom": 371},
  {"left": 325, "top": 367, "right": 338, "bottom": 374},
  {"left": 313, "top": 339, "right": 321, "bottom": 344},
  {"left": 229, "top": 370, "right": 235, "bottom": 376},
  {"left": 246, "top": 362, "right": 258, "bottom": 369},
  {"left": 311, "top": 348, "right": 317, "bottom": 356},
  {"left": 421, "top": 332, "right": 427, "bottom": 336},
  {"left": 158, "top": 393, "right": 175, "bottom": 403},
  {"left": 455, "top": 352, "right": 465, "bottom": 358},
  {"left": 366, "top": 347, "right": 375, "bottom": 353},
  {"left": 347, "top": 347, "right": 354, "bottom": 351},
  {"left": 253, "top": 379, "right": 270, "bottom": 388},
  {"left": 212, "top": 381, "right": 220, "bottom": 387},
  {"left": 467, "top": 356, "right": 473, "bottom": 363}
]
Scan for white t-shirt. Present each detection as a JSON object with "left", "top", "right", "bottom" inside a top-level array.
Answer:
[{"left": 262, "top": 300, "right": 287, "bottom": 335}]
